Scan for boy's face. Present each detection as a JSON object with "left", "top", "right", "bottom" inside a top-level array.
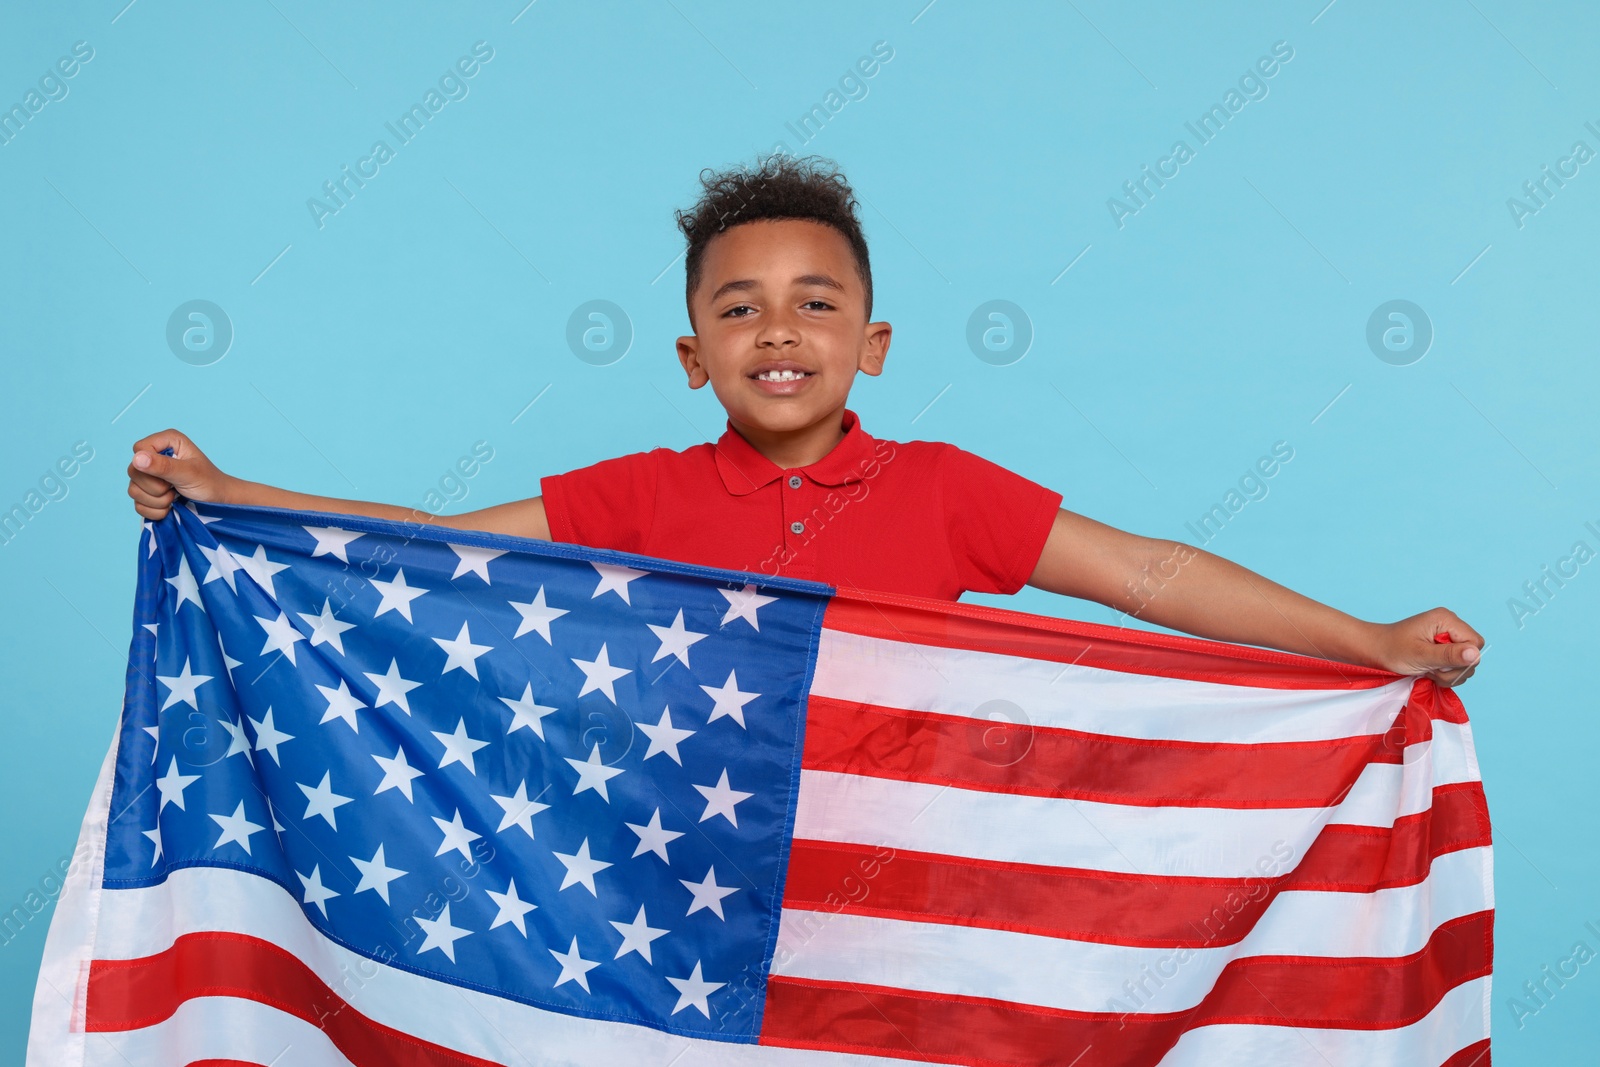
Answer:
[{"left": 676, "top": 218, "right": 891, "bottom": 437}]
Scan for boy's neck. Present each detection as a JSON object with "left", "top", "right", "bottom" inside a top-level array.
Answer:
[{"left": 729, "top": 407, "right": 847, "bottom": 470}]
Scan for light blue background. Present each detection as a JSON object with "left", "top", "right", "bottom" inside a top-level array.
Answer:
[{"left": 2, "top": 0, "right": 1595, "bottom": 1061}]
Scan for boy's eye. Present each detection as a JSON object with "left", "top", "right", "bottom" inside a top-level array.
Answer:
[
  {"left": 724, "top": 305, "right": 755, "bottom": 317},
  {"left": 803, "top": 300, "right": 833, "bottom": 311}
]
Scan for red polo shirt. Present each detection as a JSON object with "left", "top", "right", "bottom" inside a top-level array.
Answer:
[{"left": 539, "top": 408, "right": 1062, "bottom": 601}]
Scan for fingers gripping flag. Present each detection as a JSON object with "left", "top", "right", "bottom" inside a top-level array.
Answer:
[{"left": 30, "top": 502, "right": 1493, "bottom": 1066}]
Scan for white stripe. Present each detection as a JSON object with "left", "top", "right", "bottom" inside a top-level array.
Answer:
[
  {"left": 27, "top": 720, "right": 120, "bottom": 1067},
  {"left": 793, "top": 725, "right": 1474, "bottom": 876},
  {"left": 1157, "top": 975, "right": 1490, "bottom": 1066},
  {"left": 82, "top": 996, "right": 356, "bottom": 1067},
  {"left": 85, "top": 867, "right": 953, "bottom": 1066},
  {"left": 813, "top": 628, "right": 1413, "bottom": 743},
  {"left": 773, "top": 847, "right": 1491, "bottom": 1014}
]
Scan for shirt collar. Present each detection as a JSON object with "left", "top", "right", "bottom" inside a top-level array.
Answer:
[{"left": 714, "top": 408, "right": 878, "bottom": 496}]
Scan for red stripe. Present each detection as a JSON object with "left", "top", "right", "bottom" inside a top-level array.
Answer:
[
  {"left": 761, "top": 910, "right": 1493, "bottom": 1066},
  {"left": 87, "top": 932, "right": 504, "bottom": 1067},
  {"left": 823, "top": 589, "right": 1400, "bottom": 690},
  {"left": 1440, "top": 1038, "right": 1491, "bottom": 1066},
  {"left": 783, "top": 782, "right": 1490, "bottom": 947},
  {"left": 802, "top": 694, "right": 1408, "bottom": 809}
]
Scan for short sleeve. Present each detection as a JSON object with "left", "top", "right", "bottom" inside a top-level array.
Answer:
[
  {"left": 939, "top": 445, "right": 1063, "bottom": 595},
  {"left": 539, "top": 449, "right": 661, "bottom": 554}
]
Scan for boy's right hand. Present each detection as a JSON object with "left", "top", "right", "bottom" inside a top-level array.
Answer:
[{"left": 127, "top": 429, "right": 234, "bottom": 521}]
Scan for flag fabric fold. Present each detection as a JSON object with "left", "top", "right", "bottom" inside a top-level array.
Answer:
[{"left": 29, "top": 501, "right": 1492, "bottom": 1067}]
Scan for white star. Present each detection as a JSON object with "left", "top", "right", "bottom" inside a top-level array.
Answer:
[
  {"left": 372, "top": 745, "right": 425, "bottom": 801},
  {"left": 549, "top": 936, "right": 600, "bottom": 992},
  {"left": 216, "top": 715, "right": 253, "bottom": 764},
  {"left": 694, "top": 769, "right": 753, "bottom": 827},
  {"left": 487, "top": 879, "right": 538, "bottom": 935},
  {"left": 209, "top": 801, "right": 265, "bottom": 855},
  {"left": 248, "top": 707, "right": 294, "bottom": 765},
  {"left": 304, "top": 525, "right": 363, "bottom": 563},
  {"left": 371, "top": 568, "right": 427, "bottom": 622},
  {"left": 297, "top": 598, "right": 356, "bottom": 656},
  {"left": 298, "top": 771, "right": 354, "bottom": 829},
  {"left": 433, "top": 621, "right": 492, "bottom": 679},
  {"left": 433, "top": 809, "right": 482, "bottom": 862},
  {"left": 497, "top": 683, "right": 559, "bottom": 740},
  {"left": 141, "top": 622, "right": 159, "bottom": 637},
  {"left": 564, "top": 743, "right": 625, "bottom": 802},
  {"left": 157, "top": 657, "right": 212, "bottom": 711},
  {"left": 255, "top": 611, "right": 307, "bottom": 665},
  {"left": 237, "top": 544, "right": 290, "bottom": 601},
  {"left": 667, "top": 961, "right": 725, "bottom": 1017},
  {"left": 142, "top": 520, "right": 156, "bottom": 558},
  {"left": 364, "top": 659, "right": 421, "bottom": 715},
  {"left": 625, "top": 808, "right": 685, "bottom": 863},
  {"left": 718, "top": 584, "right": 778, "bottom": 631},
  {"left": 141, "top": 827, "right": 162, "bottom": 866},
  {"left": 432, "top": 718, "right": 489, "bottom": 775},
  {"left": 316, "top": 679, "right": 367, "bottom": 731},
  {"left": 217, "top": 636, "right": 243, "bottom": 681},
  {"left": 142, "top": 724, "right": 159, "bottom": 764},
  {"left": 509, "top": 586, "right": 569, "bottom": 643},
  {"left": 415, "top": 903, "right": 472, "bottom": 963},
  {"left": 491, "top": 781, "right": 551, "bottom": 838},
  {"left": 647, "top": 609, "right": 708, "bottom": 667},
  {"left": 590, "top": 561, "right": 647, "bottom": 604},
  {"left": 700, "top": 670, "right": 758, "bottom": 728},
  {"left": 184, "top": 501, "right": 220, "bottom": 524},
  {"left": 155, "top": 757, "right": 200, "bottom": 811},
  {"left": 552, "top": 838, "right": 612, "bottom": 896},
  {"left": 610, "top": 905, "right": 669, "bottom": 964},
  {"left": 571, "top": 643, "right": 631, "bottom": 703},
  {"left": 351, "top": 844, "right": 407, "bottom": 904},
  {"left": 680, "top": 867, "right": 738, "bottom": 920},
  {"left": 449, "top": 542, "right": 506, "bottom": 583},
  {"left": 198, "top": 542, "right": 240, "bottom": 592},
  {"left": 636, "top": 707, "right": 695, "bottom": 765},
  {"left": 164, "top": 554, "right": 204, "bottom": 613},
  {"left": 296, "top": 864, "right": 340, "bottom": 918}
]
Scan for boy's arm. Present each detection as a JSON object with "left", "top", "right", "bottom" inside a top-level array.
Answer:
[
  {"left": 1025, "top": 508, "right": 1483, "bottom": 686},
  {"left": 127, "top": 428, "right": 551, "bottom": 540}
]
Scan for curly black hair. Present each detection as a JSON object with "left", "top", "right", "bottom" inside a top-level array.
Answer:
[{"left": 675, "top": 154, "right": 873, "bottom": 328}]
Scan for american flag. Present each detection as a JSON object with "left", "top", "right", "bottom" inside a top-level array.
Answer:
[{"left": 30, "top": 500, "right": 1493, "bottom": 1067}]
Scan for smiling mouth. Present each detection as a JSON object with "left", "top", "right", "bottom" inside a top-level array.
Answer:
[{"left": 752, "top": 369, "right": 815, "bottom": 382}]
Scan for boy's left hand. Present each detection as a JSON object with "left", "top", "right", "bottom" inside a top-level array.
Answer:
[{"left": 1370, "top": 608, "right": 1484, "bottom": 687}]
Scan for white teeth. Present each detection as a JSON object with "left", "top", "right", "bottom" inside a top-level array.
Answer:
[{"left": 757, "top": 369, "right": 810, "bottom": 382}]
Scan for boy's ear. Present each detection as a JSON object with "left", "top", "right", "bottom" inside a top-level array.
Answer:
[
  {"left": 676, "top": 334, "right": 710, "bottom": 388},
  {"left": 857, "top": 320, "right": 892, "bottom": 377}
]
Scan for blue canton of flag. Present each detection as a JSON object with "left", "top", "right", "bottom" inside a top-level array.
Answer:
[{"left": 103, "top": 500, "right": 831, "bottom": 1041}]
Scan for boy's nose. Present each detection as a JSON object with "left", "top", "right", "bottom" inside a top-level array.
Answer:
[{"left": 756, "top": 313, "right": 801, "bottom": 346}]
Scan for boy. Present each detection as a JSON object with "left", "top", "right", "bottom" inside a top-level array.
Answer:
[{"left": 126, "top": 155, "right": 1481, "bottom": 687}]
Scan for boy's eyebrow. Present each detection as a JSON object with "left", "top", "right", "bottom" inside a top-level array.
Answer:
[{"left": 707, "top": 273, "right": 848, "bottom": 304}]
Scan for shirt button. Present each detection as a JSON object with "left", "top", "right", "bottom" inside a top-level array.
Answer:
[
  {"left": 790, "top": 520, "right": 805, "bottom": 534},
  {"left": 787, "top": 475, "right": 803, "bottom": 489}
]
